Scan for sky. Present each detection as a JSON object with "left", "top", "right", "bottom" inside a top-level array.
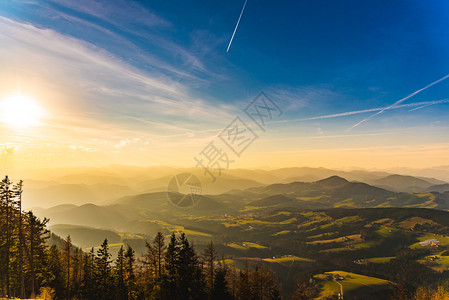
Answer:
[{"left": 1, "top": 0, "right": 449, "bottom": 173}]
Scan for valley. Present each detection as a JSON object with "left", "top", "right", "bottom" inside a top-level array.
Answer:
[{"left": 28, "top": 167, "right": 449, "bottom": 299}]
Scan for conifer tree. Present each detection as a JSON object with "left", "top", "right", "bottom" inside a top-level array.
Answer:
[
  {"left": 81, "top": 248, "right": 96, "bottom": 300},
  {"left": 202, "top": 241, "right": 217, "bottom": 293},
  {"left": 25, "top": 211, "right": 50, "bottom": 298},
  {"left": 210, "top": 262, "right": 232, "bottom": 300},
  {"left": 0, "top": 176, "right": 15, "bottom": 297},
  {"left": 177, "top": 233, "right": 205, "bottom": 300},
  {"left": 236, "top": 263, "right": 250, "bottom": 300},
  {"left": 44, "top": 245, "right": 65, "bottom": 300},
  {"left": 115, "top": 246, "right": 126, "bottom": 300},
  {"left": 160, "top": 233, "right": 178, "bottom": 299},
  {"left": 71, "top": 247, "right": 83, "bottom": 299},
  {"left": 95, "top": 239, "right": 113, "bottom": 300},
  {"left": 124, "top": 246, "right": 136, "bottom": 300},
  {"left": 63, "top": 235, "right": 72, "bottom": 299},
  {"left": 153, "top": 232, "right": 166, "bottom": 278}
]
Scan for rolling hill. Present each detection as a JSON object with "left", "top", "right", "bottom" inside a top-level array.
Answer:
[
  {"left": 20, "top": 166, "right": 449, "bottom": 210},
  {"left": 425, "top": 183, "right": 449, "bottom": 193},
  {"left": 38, "top": 203, "right": 132, "bottom": 229},
  {"left": 35, "top": 176, "right": 449, "bottom": 240},
  {"left": 370, "top": 174, "right": 436, "bottom": 192},
  {"left": 49, "top": 224, "right": 121, "bottom": 248}
]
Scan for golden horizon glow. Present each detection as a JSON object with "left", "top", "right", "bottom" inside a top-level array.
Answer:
[{"left": 0, "top": 92, "right": 46, "bottom": 128}]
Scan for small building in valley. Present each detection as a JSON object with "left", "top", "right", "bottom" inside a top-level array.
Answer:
[{"left": 420, "top": 239, "right": 440, "bottom": 247}]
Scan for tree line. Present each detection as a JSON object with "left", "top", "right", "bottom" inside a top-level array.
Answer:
[
  {"left": 1, "top": 176, "right": 49, "bottom": 298},
  {"left": 0, "top": 176, "right": 281, "bottom": 299}
]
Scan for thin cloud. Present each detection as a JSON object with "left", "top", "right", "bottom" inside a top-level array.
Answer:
[
  {"left": 0, "top": 17, "right": 237, "bottom": 147},
  {"left": 54, "top": 12, "right": 206, "bottom": 82},
  {"left": 50, "top": 0, "right": 170, "bottom": 29},
  {"left": 21, "top": 0, "right": 222, "bottom": 81}
]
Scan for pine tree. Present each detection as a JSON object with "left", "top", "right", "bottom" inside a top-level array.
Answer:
[
  {"left": 202, "top": 241, "right": 217, "bottom": 293},
  {"left": 43, "top": 245, "right": 65, "bottom": 300},
  {"left": 160, "top": 233, "right": 178, "bottom": 299},
  {"left": 25, "top": 211, "right": 50, "bottom": 298},
  {"left": 225, "top": 263, "right": 237, "bottom": 299},
  {"left": 63, "top": 235, "right": 72, "bottom": 299},
  {"left": 0, "top": 176, "right": 15, "bottom": 297},
  {"left": 71, "top": 247, "right": 83, "bottom": 299},
  {"left": 143, "top": 241, "right": 156, "bottom": 298},
  {"left": 1, "top": 178, "right": 50, "bottom": 298},
  {"left": 95, "top": 239, "right": 113, "bottom": 300},
  {"left": 160, "top": 233, "right": 206, "bottom": 300},
  {"left": 210, "top": 262, "right": 232, "bottom": 300},
  {"left": 236, "top": 263, "right": 250, "bottom": 300},
  {"left": 115, "top": 246, "right": 126, "bottom": 300},
  {"left": 178, "top": 233, "right": 205, "bottom": 300},
  {"left": 153, "top": 232, "right": 166, "bottom": 278},
  {"left": 14, "top": 180, "right": 25, "bottom": 299},
  {"left": 81, "top": 248, "right": 96, "bottom": 300},
  {"left": 143, "top": 232, "right": 166, "bottom": 299},
  {"left": 124, "top": 246, "right": 136, "bottom": 300}
]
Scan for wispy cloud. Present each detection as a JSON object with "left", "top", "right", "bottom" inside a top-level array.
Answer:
[
  {"left": 0, "top": 16, "right": 235, "bottom": 128},
  {"left": 0, "top": 15, "right": 244, "bottom": 169},
  {"left": 12, "top": 0, "right": 224, "bottom": 83},
  {"left": 48, "top": 0, "right": 170, "bottom": 31},
  {"left": 69, "top": 144, "right": 97, "bottom": 152}
]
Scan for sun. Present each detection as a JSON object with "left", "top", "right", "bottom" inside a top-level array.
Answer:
[{"left": 0, "top": 92, "right": 46, "bottom": 127}]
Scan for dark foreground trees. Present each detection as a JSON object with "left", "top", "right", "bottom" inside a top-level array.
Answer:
[
  {"left": 0, "top": 176, "right": 50, "bottom": 298},
  {"left": 0, "top": 176, "right": 281, "bottom": 300}
]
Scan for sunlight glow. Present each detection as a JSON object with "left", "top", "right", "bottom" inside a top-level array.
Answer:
[{"left": 0, "top": 92, "right": 46, "bottom": 127}]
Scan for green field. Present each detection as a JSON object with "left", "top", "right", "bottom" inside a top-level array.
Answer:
[
  {"left": 410, "top": 234, "right": 449, "bottom": 249},
  {"left": 263, "top": 255, "right": 314, "bottom": 263},
  {"left": 366, "top": 256, "right": 395, "bottom": 263},
  {"left": 227, "top": 241, "right": 267, "bottom": 250},
  {"left": 314, "top": 271, "right": 392, "bottom": 299},
  {"left": 418, "top": 254, "right": 449, "bottom": 272},
  {"left": 307, "top": 234, "right": 362, "bottom": 245},
  {"left": 271, "top": 230, "right": 291, "bottom": 236}
]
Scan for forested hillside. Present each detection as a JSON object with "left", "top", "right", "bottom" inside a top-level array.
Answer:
[{"left": 1, "top": 176, "right": 281, "bottom": 299}]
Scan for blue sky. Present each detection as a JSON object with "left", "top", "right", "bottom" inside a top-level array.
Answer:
[{"left": 1, "top": 0, "right": 449, "bottom": 169}]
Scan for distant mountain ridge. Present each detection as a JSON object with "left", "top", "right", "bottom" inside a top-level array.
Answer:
[
  {"left": 34, "top": 175, "right": 449, "bottom": 234},
  {"left": 369, "top": 174, "right": 437, "bottom": 192},
  {"left": 23, "top": 165, "right": 448, "bottom": 209},
  {"left": 425, "top": 183, "right": 449, "bottom": 193},
  {"left": 245, "top": 176, "right": 396, "bottom": 209}
]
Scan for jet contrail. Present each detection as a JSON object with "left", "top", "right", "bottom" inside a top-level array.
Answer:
[
  {"left": 271, "top": 99, "right": 449, "bottom": 124},
  {"left": 303, "top": 99, "right": 449, "bottom": 121},
  {"left": 348, "top": 73, "right": 449, "bottom": 131},
  {"left": 408, "top": 103, "right": 434, "bottom": 112},
  {"left": 226, "top": 0, "right": 248, "bottom": 53}
]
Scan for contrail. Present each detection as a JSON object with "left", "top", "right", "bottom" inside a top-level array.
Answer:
[
  {"left": 348, "top": 73, "right": 449, "bottom": 131},
  {"left": 226, "top": 0, "right": 248, "bottom": 53},
  {"left": 303, "top": 99, "right": 449, "bottom": 121},
  {"left": 408, "top": 103, "right": 434, "bottom": 112},
  {"left": 271, "top": 99, "right": 449, "bottom": 124}
]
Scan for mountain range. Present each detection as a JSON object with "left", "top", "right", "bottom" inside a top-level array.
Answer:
[
  {"left": 22, "top": 165, "right": 449, "bottom": 209},
  {"left": 32, "top": 173, "right": 449, "bottom": 239}
]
